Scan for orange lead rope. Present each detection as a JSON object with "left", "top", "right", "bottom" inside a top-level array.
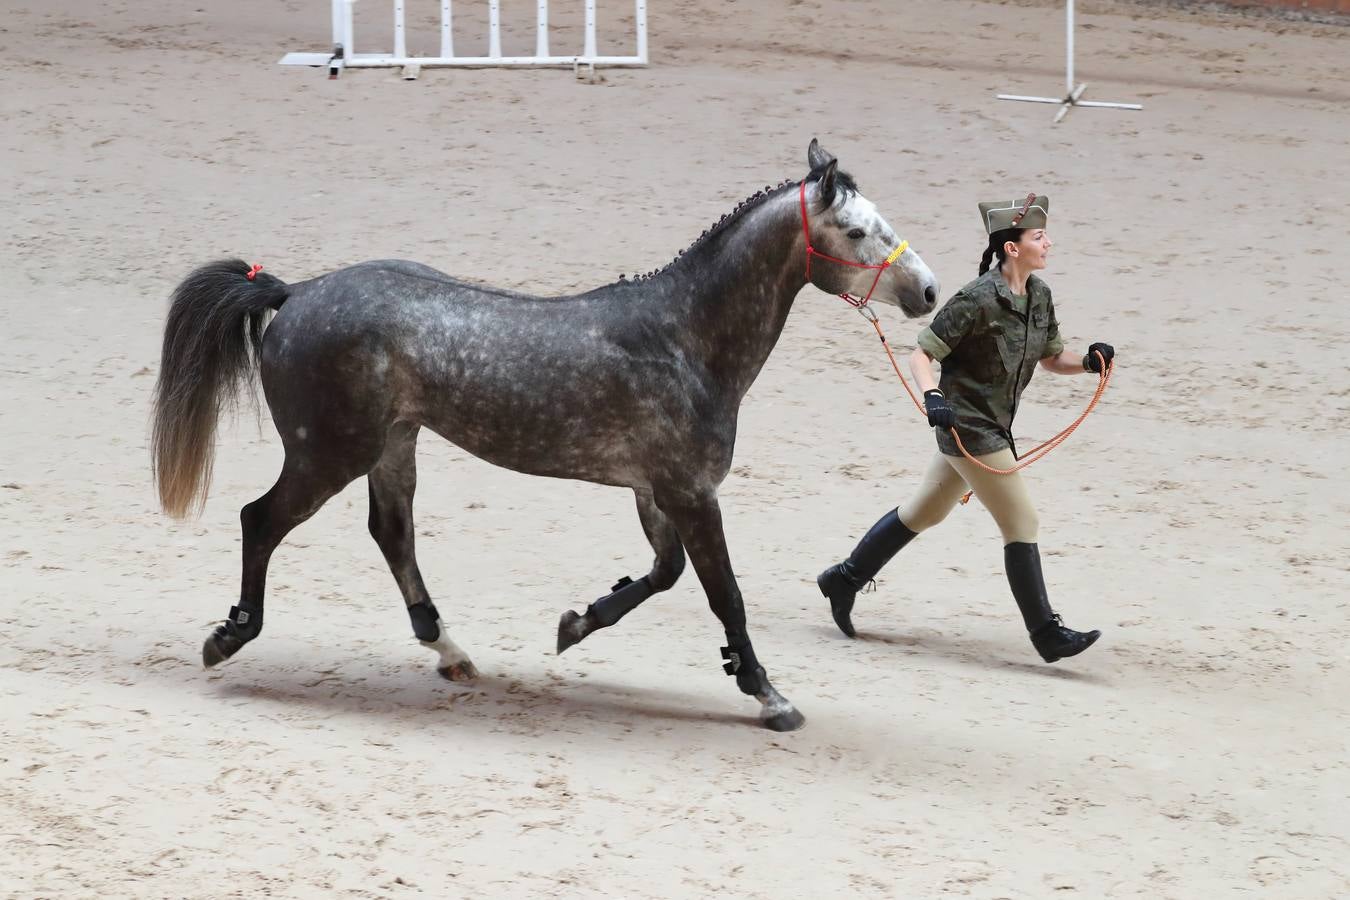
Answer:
[{"left": 857, "top": 307, "right": 1112, "bottom": 503}]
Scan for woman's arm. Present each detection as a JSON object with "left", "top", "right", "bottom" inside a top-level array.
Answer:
[
  {"left": 1040, "top": 342, "right": 1115, "bottom": 376},
  {"left": 909, "top": 346, "right": 955, "bottom": 428},
  {"left": 910, "top": 346, "right": 940, "bottom": 392},
  {"left": 1039, "top": 350, "right": 1088, "bottom": 376}
]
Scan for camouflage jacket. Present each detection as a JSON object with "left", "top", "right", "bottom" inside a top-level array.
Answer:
[{"left": 915, "top": 267, "right": 1065, "bottom": 457}]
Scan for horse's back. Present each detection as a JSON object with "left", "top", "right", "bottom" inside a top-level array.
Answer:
[
  {"left": 258, "top": 259, "right": 614, "bottom": 443},
  {"left": 266, "top": 260, "right": 520, "bottom": 348},
  {"left": 268, "top": 258, "right": 644, "bottom": 360},
  {"left": 285, "top": 259, "right": 527, "bottom": 311}
]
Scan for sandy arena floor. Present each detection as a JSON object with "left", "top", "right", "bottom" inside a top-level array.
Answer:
[{"left": 2, "top": 0, "right": 1348, "bottom": 895}]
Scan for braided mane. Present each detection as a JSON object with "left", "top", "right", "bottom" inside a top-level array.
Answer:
[{"left": 618, "top": 166, "right": 858, "bottom": 282}]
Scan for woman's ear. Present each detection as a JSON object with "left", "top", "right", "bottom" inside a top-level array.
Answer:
[{"left": 1004, "top": 240, "right": 1020, "bottom": 258}]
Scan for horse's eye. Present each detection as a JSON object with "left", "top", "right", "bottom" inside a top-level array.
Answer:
[{"left": 848, "top": 228, "right": 866, "bottom": 240}]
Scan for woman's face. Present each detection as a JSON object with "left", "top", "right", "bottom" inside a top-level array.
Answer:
[{"left": 1007, "top": 229, "right": 1052, "bottom": 270}]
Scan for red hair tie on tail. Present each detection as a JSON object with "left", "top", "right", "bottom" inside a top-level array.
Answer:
[{"left": 245, "top": 264, "right": 263, "bottom": 281}]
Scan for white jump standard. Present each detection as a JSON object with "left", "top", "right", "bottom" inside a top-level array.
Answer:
[
  {"left": 996, "top": 0, "right": 1140, "bottom": 124},
  {"left": 280, "top": 0, "right": 648, "bottom": 79}
]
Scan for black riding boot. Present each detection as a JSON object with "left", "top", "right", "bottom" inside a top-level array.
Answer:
[
  {"left": 818, "top": 509, "right": 918, "bottom": 638},
  {"left": 1004, "top": 542, "right": 1101, "bottom": 663}
]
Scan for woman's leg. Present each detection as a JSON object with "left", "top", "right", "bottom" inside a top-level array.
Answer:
[
  {"left": 897, "top": 451, "right": 975, "bottom": 534},
  {"left": 949, "top": 449, "right": 1100, "bottom": 662},
  {"left": 819, "top": 452, "right": 970, "bottom": 637},
  {"left": 946, "top": 448, "right": 1039, "bottom": 543}
]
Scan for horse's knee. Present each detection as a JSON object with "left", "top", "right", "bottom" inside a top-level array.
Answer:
[{"left": 648, "top": 547, "right": 686, "bottom": 591}]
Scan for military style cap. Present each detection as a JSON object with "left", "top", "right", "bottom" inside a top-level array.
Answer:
[{"left": 979, "top": 193, "right": 1049, "bottom": 234}]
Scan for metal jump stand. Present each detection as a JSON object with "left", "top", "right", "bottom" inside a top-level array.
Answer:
[{"left": 996, "top": 0, "right": 1141, "bottom": 124}]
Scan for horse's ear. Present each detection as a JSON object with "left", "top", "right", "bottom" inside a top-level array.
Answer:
[
  {"left": 807, "top": 138, "right": 836, "bottom": 171},
  {"left": 817, "top": 158, "right": 838, "bottom": 201}
]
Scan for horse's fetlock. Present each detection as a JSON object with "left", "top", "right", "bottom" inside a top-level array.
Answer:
[
  {"left": 408, "top": 601, "right": 441, "bottom": 643},
  {"left": 203, "top": 604, "right": 263, "bottom": 668},
  {"left": 224, "top": 604, "right": 263, "bottom": 641},
  {"left": 735, "top": 665, "right": 772, "bottom": 697},
  {"left": 720, "top": 641, "right": 768, "bottom": 695}
]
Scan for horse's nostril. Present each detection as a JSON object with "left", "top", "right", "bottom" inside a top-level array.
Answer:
[{"left": 924, "top": 284, "right": 938, "bottom": 308}]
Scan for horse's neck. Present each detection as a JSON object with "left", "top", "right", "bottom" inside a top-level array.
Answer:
[{"left": 666, "top": 193, "right": 806, "bottom": 398}]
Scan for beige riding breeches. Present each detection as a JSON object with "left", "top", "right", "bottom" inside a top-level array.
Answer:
[{"left": 896, "top": 449, "right": 1039, "bottom": 544}]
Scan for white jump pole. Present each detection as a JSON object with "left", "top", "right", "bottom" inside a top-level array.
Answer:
[
  {"left": 346, "top": 0, "right": 356, "bottom": 55},
  {"left": 635, "top": 0, "right": 647, "bottom": 64},
  {"left": 394, "top": 0, "right": 407, "bottom": 59},
  {"left": 1066, "top": 0, "right": 1075, "bottom": 96},
  {"left": 996, "top": 0, "right": 1140, "bottom": 124},
  {"left": 331, "top": 0, "right": 344, "bottom": 52},
  {"left": 584, "top": 0, "right": 598, "bottom": 60},
  {"left": 536, "top": 0, "right": 550, "bottom": 57},
  {"left": 440, "top": 0, "right": 454, "bottom": 57},
  {"left": 488, "top": 0, "right": 502, "bottom": 59},
  {"left": 280, "top": 0, "right": 648, "bottom": 73}
]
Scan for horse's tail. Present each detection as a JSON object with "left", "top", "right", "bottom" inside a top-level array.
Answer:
[{"left": 152, "top": 259, "right": 290, "bottom": 519}]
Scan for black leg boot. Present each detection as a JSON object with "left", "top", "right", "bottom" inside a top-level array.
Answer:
[
  {"left": 817, "top": 509, "right": 918, "bottom": 638},
  {"left": 1004, "top": 542, "right": 1101, "bottom": 663}
]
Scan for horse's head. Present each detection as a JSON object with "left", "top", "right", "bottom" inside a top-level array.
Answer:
[{"left": 800, "top": 139, "right": 939, "bottom": 318}]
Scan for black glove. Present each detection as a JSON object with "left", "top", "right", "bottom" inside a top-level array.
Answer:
[
  {"left": 1083, "top": 342, "right": 1115, "bottom": 374},
  {"left": 923, "top": 389, "right": 956, "bottom": 429}
]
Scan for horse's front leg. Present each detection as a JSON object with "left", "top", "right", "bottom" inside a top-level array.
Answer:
[
  {"left": 656, "top": 487, "right": 805, "bottom": 732},
  {"left": 557, "top": 488, "right": 686, "bottom": 653}
]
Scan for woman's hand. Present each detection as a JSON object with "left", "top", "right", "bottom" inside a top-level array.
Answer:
[
  {"left": 1083, "top": 342, "right": 1115, "bottom": 373},
  {"left": 924, "top": 390, "right": 956, "bottom": 429}
]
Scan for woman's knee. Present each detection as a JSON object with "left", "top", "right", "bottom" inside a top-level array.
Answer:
[
  {"left": 898, "top": 504, "right": 952, "bottom": 534},
  {"left": 996, "top": 507, "right": 1039, "bottom": 544}
]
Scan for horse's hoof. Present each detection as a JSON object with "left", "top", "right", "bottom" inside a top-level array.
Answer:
[
  {"left": 556, "top": 610, "right": 587, "bottom": 655},
  {"left": 202, "top": 630, "right": 241, "bottom": 669},
  {"left": 438, "top": 660, "right": 479, "bottom": 683},
  {"left": 762, "top": 707, "right": 806, "bottom": 732},
  {"left": 202, "top": 635, "right": 227, "bottom": 669}
]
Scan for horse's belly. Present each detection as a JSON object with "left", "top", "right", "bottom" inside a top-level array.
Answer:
[
  {"left": 420, "top": 412, "right": 648, "bottom": 488},
  {"left": 412, "top": 368, "right": 649, "bottom": 488}
]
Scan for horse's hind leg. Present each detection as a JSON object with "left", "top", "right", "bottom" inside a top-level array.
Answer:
[
  {"left": 203, "top": 456, "right": 362, "bottom": 668},
  {"left": 556, "top": 488, "right": 687, "bottom": 654},
  {"left": 367, "top": 422, "right": 477, "bottom": 682}
]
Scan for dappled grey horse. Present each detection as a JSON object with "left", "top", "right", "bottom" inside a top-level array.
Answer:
[{"left": 152, "top": 140, "right": 938, "bottom": 730}]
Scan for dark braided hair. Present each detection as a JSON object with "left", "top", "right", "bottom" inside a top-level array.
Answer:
[
  {"left": 626, "top": 177, "right": 805, "bottom": 282},
  {"left": 979, "top": 227, "right": 1027, "bottom": 276}
]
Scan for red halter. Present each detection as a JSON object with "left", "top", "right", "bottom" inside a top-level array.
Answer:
[{"left": 798, "top": 180, "right": 908, "bottom": 310}]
